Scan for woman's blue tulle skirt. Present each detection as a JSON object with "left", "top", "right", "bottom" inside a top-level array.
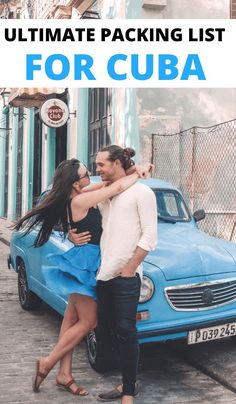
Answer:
[{"left": 43, "top": 244, "right": 101, "bottom": 301}]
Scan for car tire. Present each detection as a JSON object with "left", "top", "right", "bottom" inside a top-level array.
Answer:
[
  {"left": 86, "top": 328, "right": 118, "bottom": 372},
  {"left": 17, "top": 259, "right": 42, "bottom": 310}
]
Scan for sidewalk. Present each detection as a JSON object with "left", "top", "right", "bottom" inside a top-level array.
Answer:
[{"left": 0, "top": 217, "right": 13, "bottom": 246}]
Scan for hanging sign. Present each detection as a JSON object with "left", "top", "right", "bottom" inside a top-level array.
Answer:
[{"left": 40, "top": 98, "right": 69, "bottom": 128}]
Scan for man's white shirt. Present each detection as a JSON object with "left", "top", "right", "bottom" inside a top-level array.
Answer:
[{"left": 97, "top": 182, "right": 158, "bottom": 281}]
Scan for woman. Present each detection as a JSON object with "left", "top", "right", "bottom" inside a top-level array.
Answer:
[{"left": 14, "top": 151, "right": 148, "bottom": 396}]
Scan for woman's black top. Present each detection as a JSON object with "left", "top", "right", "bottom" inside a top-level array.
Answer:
[{"left": 67, "top": 201, "right": 102, "bottom": 246}]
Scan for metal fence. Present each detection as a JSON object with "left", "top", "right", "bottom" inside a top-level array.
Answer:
[{"left": 152, "top": 119, "right": 236, "bottom": 242}]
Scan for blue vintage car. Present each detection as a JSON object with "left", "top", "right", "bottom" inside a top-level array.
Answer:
[{"left": 8, "top": 178, "right": 236, "bottom": 371}]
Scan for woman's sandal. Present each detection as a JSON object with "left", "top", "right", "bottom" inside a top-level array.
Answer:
[
  {"left": 56, "top": 379, "right": 88, "bottom": 396},
  {"left": 32, "top": 358, "right": 48, "bottom": 392}
]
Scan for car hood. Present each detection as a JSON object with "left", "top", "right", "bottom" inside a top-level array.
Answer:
[{"left": 145, "top": 225, "right": 236, "bottom": 281}]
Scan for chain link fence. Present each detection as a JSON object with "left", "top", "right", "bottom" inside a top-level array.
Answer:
[{"left": 152, "top": 119, "right": 236, "bottom": 242}]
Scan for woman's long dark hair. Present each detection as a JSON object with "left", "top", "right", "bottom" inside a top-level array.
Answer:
[{"left": 13, "top": 159, "right": 81, "bottom": 247}]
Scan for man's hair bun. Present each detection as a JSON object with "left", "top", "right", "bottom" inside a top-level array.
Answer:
[{"left": 124, "top": 147, "right": 135, "bottom": 158}]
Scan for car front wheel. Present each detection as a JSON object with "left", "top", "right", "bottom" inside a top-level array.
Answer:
[
  {"left": 17, "top": 259, "right": 42, "bottom": 310},
  {"left": 86, "top": 328, "right": 118, "bottom": 372}
]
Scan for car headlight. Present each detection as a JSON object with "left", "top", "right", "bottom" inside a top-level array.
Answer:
[{"left": 139, "top": 276, "right": 155, "bottom": 303}]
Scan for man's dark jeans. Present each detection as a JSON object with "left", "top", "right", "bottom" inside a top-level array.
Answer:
[{"left": 97, "top": 274, "right": 141, "bottom": 396}]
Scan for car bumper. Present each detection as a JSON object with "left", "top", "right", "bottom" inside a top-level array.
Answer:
[{"left": 137, "top": 315, "right": 236, "bottom": 341}]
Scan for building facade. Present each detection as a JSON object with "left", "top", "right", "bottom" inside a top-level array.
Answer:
[{"left": 0, "top": 0, "right": 235, "bottom": 225}]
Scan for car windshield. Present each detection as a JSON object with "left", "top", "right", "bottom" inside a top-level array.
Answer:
[{"left": 153, "top": 188, "right": 191, "bottom": 223}]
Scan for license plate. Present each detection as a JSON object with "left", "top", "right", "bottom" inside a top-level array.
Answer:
[{"left": 188, "top": 322, "right": 236, "bottom": 345}]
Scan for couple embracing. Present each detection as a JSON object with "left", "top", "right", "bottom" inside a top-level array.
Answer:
[{"left": 15, "top": 145, "right": 157, "bottom": 403}]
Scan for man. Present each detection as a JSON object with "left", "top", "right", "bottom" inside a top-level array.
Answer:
[{"left": 70, "top": 145, "right": 157, "bottom": 404}]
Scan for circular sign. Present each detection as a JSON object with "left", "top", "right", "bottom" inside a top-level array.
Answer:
[{"left": 40, "top": 99, "right": 69, "bottom": 128}]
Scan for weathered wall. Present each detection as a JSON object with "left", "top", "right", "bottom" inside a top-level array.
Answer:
[
  {"left": 142, "top": 0, "right": 229, "bottom": 19},
  {"left": 231, "top": 0, "right": 236, "bottom": 17},
  {"left": 138, "top": 88, "right": 236, "bottom": 132},
  {"left": 138, "top": 0, "right": 235, "bottom": 164},
  {"left": 136, "top": 1, "right": 235, "bottom": 242}
]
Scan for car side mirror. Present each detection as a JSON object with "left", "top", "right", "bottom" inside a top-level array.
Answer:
[{"left": 193, "top": 209, "right": 206, "bottom": 222}]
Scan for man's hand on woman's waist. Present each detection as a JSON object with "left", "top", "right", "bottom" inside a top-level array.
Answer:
[{"left": 68, "top": 228, "right": 91, "bottom": 245}]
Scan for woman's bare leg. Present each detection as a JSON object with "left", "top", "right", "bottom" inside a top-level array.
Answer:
[
  {"left": 56, "top": 298, "right": 78, "bottom": 386},
  {"left": 34, "top": 294, "right": 97, "bottom": 391}
]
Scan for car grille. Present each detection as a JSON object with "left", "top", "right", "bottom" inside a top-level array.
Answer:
[{"left": 165, "top": 279, "right": 236, "bottom": 311}]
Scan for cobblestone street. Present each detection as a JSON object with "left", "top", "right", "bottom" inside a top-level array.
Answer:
[{"left": 1, "top": 238, "right": 236, "bottom": 403}]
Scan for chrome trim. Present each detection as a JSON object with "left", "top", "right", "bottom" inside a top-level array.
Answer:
[{"left": 164, "top": 277, "right": 236, "bottom": 311}]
